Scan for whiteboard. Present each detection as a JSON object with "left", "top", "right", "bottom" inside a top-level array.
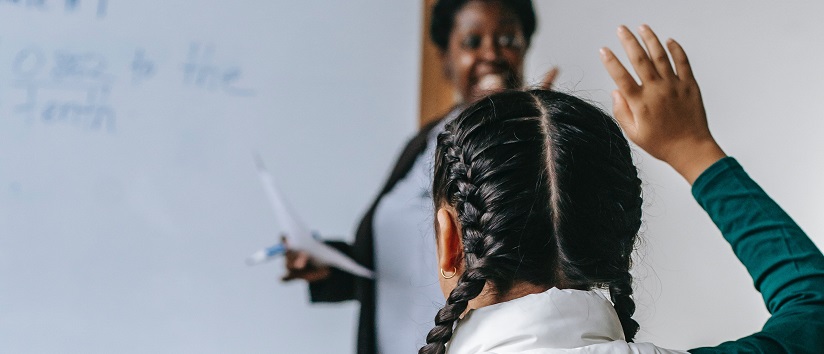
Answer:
[
  {"left": 3, "top": 1, "right": 823, "bottom": 353},
  {"left": 0, "top": 1, "right": 420, "bottom": 353}
]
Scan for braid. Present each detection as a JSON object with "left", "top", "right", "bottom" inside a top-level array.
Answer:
[
  {"left": 421, "top": 127, "right": 490, "bottom": 354},
  {"left": 419, "top": 271, "right": 486, "bottom": 354},
  {"left": 530, "top": 89, "right": 643, "bottom": 341},
  {"left": 426, "top": 90, "right": 646, "bottom": 351},
  {"left": 423, "top": 94, "right": 552, "bottom": 353},
  {"left": 611, "top": 172, "right": 642, "bottom": 342},
  {"left": 610, "top": 274, "right": 640, "bottom": 341}
]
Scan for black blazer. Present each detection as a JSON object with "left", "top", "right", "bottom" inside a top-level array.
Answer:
[{"left": 308, "top": 118, "right": 445, "bottom": 354}]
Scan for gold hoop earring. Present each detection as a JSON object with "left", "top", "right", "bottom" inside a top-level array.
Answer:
[{"left": 440, "top": 266, "right": 457, "bottom": 279}]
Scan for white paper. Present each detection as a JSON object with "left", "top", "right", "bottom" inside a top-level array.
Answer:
[{"left": 249, "top": 154, "right": 374, "bottom": 279}]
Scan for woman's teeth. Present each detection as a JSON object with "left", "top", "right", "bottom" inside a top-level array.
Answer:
[{"left": 477, "top": 74, "right": 505, "bottom": 92}]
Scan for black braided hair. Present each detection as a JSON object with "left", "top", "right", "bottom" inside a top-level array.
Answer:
[
  {"left": 420, "top": 90, "right": 642, "bottom": 354},
  {"left": 531, "top": 90, "right": 642, "bottom": 341}
]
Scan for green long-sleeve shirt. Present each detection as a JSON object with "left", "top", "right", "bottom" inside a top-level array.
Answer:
[{"left": 688, "top": 157, "right": 824, "bottom": 353}]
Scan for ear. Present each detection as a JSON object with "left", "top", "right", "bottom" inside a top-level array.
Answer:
[{"left": 436, "top": 207, "right": 463, "bottom": 272}]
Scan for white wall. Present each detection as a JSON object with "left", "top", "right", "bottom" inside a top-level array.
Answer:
[
  {"left": 525, "top": 1, "right": 824, "bottom": 349},
  {"left": 0, "top": 1, "right": 420, "bottom": 353},
  {"left": 1, "top": 1, "right": 822, "bottom": 353}
]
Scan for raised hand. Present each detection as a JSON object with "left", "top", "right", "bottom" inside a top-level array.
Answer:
[{"left": 600, "top": 25, "right": 726, "bottom": 184}]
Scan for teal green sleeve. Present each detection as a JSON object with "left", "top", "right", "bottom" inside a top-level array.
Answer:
[{"left": 688, "top": 157, "right": 824, "bottom": 354}]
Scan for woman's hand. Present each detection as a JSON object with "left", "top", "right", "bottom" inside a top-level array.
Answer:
[
  {"left": 539, "top": 66, "right": 559, "bottom": 90},
  {"left": 600, "top": 25, "right": 726, "bottom": 184},
  {"left": 281, "top": 237, "right": 331, "bottom": 282}
]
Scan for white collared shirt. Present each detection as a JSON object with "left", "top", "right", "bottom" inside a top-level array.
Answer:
[{"left": 447, "top": 287, "right": 688, "bottom": 354}]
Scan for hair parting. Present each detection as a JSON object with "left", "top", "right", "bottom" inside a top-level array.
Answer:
[{"left": 421, "top": 89, "right": 643, "bottom": 354}]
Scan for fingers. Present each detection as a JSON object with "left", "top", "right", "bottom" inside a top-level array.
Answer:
[
  {"left": 666, "top": 39, "right": 694, "bottom": 81},
  {"left": 281, "top": 263, "right": 331, "bottom": 282},
  {"left": 616, "top": 25, "right": 660, "bottom": 83},
  {"left": 605, "top": 25, "right": 691, "bottom": 87},
  {"left": 611, "top": 90, "right": 636, "bottom": 136},
  {"left": 600, "top": 47, "right": 639, "bottom": 93},
  {"left": 281, "top": 267, "right": 317, "bottom": 282},
  {"left": 286, "top": 250, "right": 310, "bottom": 270},
  {"left": 638, "top": 25, "right": 675, "bottom": 78},
  {"left": 282, "top": 251, "right": 314, "bottom": 281},
  {"left": 281, "top": 240, "right": 332, "bottom": 282},
  {"left": 540, "top": 67, "right": 559, "bottom": 90}
]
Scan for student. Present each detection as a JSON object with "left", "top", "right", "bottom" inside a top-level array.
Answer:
[{"left": 420, "top": 25, "right": 824, "bottom": 354}]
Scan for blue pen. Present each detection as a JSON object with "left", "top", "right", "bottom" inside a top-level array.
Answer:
[
  {"left": 246, "top": 232, "right": 322, "bottom": 266},
  {"left": 246, "top": 243, "right": 287, "bottom": 265}
]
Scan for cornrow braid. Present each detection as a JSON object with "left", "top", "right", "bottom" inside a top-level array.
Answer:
[
  {"left": 419, "top": 270, "right": 486, "bottom": 354},
  {"left": 529, "top": 89, "right": 642, "bottom": 341},
  {"left": 424, "top": 89, "right": 644, "bottom": 352},
  {"left": 423, "top": 92, "right": 557, "bottom": 354},
  {"left": 420, "top": 128, "right": 476, "bottom": 354},
  {"left": 610, "top": 274, "right": 640, "bottom": 340}
]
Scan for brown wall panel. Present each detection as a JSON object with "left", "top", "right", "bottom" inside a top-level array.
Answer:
[{"left": 419, "top": 0, "right": 455, "bottom": 127}]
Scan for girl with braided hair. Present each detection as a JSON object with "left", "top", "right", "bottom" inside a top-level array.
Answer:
[
  {"left": 421, "top": 25, "right": 824, "bottom": 354},
  {"left": 283, "top": 1, "right": 561, "bottom": 353}
]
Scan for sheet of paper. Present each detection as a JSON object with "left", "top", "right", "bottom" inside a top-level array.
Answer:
[{"left": 249, "top": 154, "right": 374, "bottom": 279}]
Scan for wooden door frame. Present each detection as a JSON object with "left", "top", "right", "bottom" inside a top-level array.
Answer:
[{"left": 419, "top": 0, "right": 454, "bottom": 127}]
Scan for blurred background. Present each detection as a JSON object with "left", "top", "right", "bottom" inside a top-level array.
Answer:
[{"left": 0, "top": 1, "right": 821, "bottom": 353}]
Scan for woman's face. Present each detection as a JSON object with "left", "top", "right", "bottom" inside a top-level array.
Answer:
[{"left": 442, "top": 1, "right": 527, "bottom": 103}]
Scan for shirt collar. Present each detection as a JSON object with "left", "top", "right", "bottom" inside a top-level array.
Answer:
[{"left": 447, "top": 287, "right": 626, "bottom": 353}]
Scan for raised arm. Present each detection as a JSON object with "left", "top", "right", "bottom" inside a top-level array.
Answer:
[
  {"left": 600, "top": 25, "right": 824, "bottom": 353},
  {"left": 599, "top": 24, "right": 725, "bottom": 184}
]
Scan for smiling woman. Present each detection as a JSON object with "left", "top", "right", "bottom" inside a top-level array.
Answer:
[{"left": 435, "top": 0, "right": 530, "bottom": 103}]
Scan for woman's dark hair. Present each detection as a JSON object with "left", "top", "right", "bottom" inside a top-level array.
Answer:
[
  {"left": 420, "top": 90, "right": 643, "bottom": 354},
  {"left": 430, "top": 0, "right": 537, "bottom": 51}
]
